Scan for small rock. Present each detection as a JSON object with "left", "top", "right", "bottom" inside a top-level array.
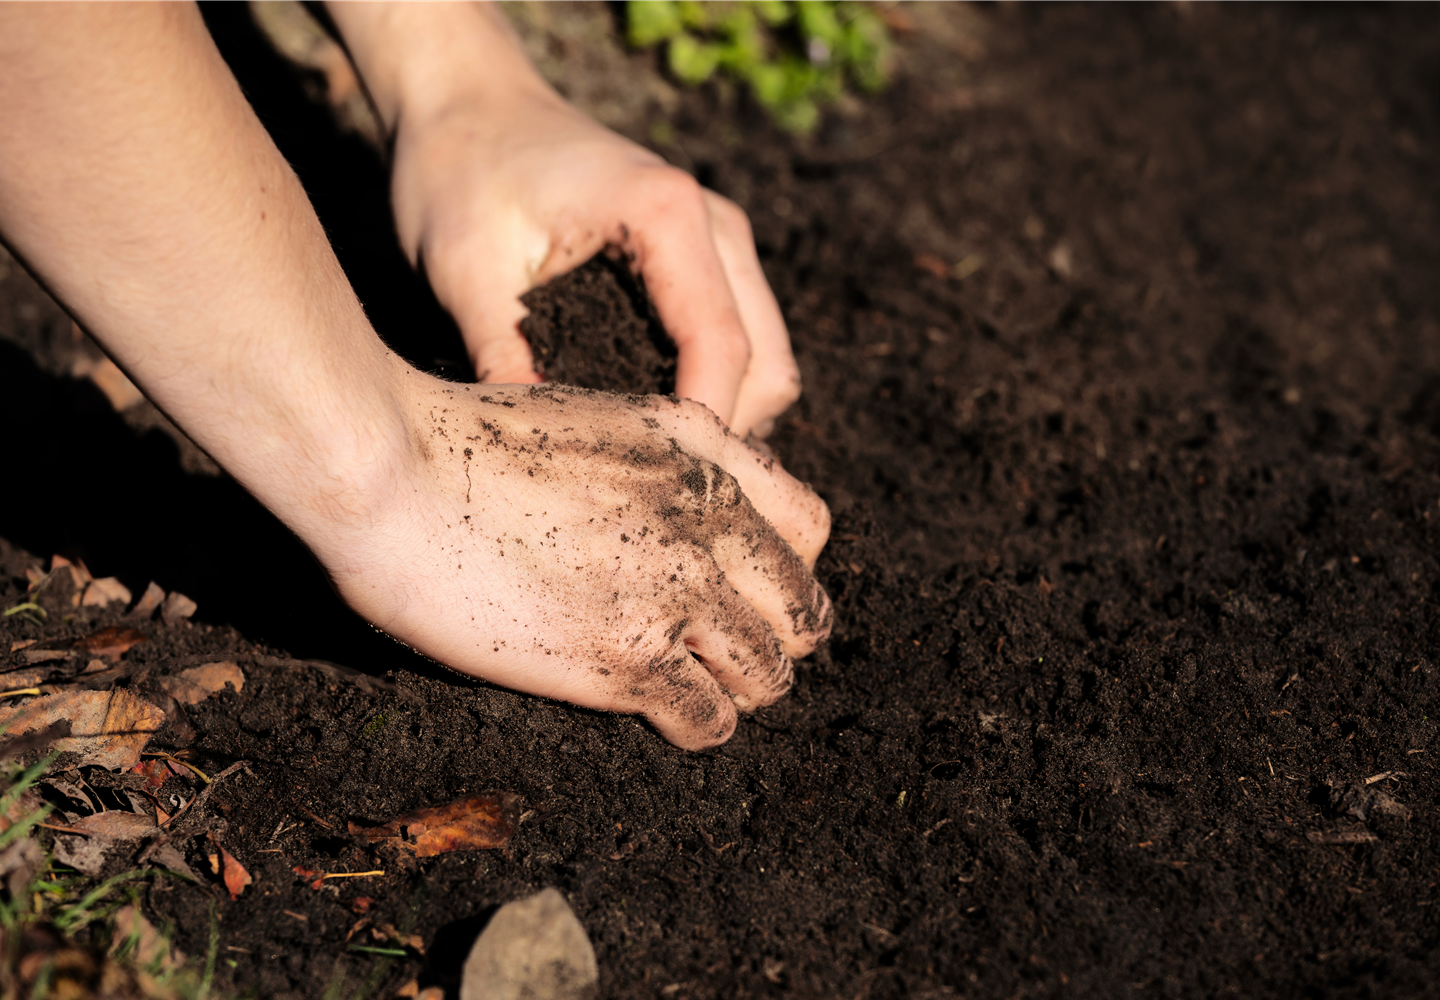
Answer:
[
  {"left": 461, "top": 888, "right": 598, "bottom": 1000},
  {"left": 160, "top": 591, "right": 197, "bottom": 626}
]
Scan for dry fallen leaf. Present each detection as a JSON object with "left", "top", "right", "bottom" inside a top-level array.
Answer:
[
  {"left": 159, "top": 662, "right": 244, "bottom": 705},
  {"left": 52, "top": 810, "right": 158, "bottom": 876},
  {"left": 160, "top": 592, "right": 197, "bottom": 627},
  {"left": 0, "top": 689, "right": 164, "bottom": 769},
  {"left": 72, "top": 811, "right": 157, "bottom": 840},
  {"left": 19, "top": 649, "right": 72, "bottom": 666},
  {"left": 129, "top": 582, "right": 165, "bottom": 619},
  {"left": 128, "top": 757, "right": 185, "bottom": 792},
  {"left": 215, "top": 842, "right": 252, "bottom": 900},
  {"left": 348, "top": 792, "right": 521, "bottom": 858},
  {"left": 82, "top": 577, "right": 132, "bottom": 608},
  {"left": 72, "top": 626, "right": 147, "bottom": 663},
  {"left": 0, "top": 668, "right": 53, "bottom": 689}
]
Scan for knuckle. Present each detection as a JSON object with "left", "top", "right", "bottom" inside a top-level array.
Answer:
[
  {"left": 707, "top": 193, "right": 754, "bottom": 242},
  {"left": 646, "top": 166, "right": 706, "bottom": 214}
]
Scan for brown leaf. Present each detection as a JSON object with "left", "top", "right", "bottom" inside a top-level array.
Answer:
[
  {"left": 160, "top": 592, "right": 197, "bottom": 627},
  {"left": 129, "top": 582, "right": 165, "bottom": 619},
  {"left": 159, "top": 662, "right": 245, "bottom": 705},
  {"left": 52, "top": 811, "right": 158, "bottom": 875},
  {"left": 72, "top": 626, "right": 147, "bottom": 663},
  {"left": 72, "top": 811, "right": 157, "bottom": 840},
  {"left": 0, "top": 689, "right": 164, "bottom": 769},
  {"left": 128, "top": 758, "right": 183, "bottom": 792},
  {"left": 0, "top": 668, "right": 52, "bottom": 688},
  {"left": 81, "top": 578, "right": 132, "bottom": 608},
  {"left": 218, "top": 845, "right": 251, "bottom": 900},
  {"left": 292, "top": 865, "right": 327, "bottom": 891},
  {"left": 20, "top": 649, "right": 72, "bottom": 665},
  {"left": 348, "top": 792, "right": 521, "bottom": 858},
  {"left": 51, "top": 555, "right": 92, "bottom": 587}
]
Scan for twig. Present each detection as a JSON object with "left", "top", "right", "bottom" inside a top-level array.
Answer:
[{"left": 322, "top": 871, "right": 384, "bottom": 880}]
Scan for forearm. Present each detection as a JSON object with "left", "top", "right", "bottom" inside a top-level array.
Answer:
[
  {"left": 326, "top": 1, "right": 552, "bottom": 134},
  {"left": 0, "top": 3, "right": 410, "bottom": 549}
]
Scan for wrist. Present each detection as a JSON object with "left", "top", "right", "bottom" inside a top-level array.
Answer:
[{"left": 326, "top": 1, "right": 556, "bottom": 137}]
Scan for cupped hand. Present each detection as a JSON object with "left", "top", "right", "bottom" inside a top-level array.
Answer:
[
  {"left": 388, "top": 84, "right": 800, "bottom": 438},
  {"left": 332, "top": 377, "right": 832, "bottom": 749}
]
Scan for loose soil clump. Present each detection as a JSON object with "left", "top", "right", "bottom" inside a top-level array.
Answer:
[{"left": 2, "top": 4, "right": 1439, "bottom": 999}]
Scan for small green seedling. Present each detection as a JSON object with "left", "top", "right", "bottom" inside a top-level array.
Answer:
[{"left": 626, "top": 0, "right": 893, "bottom": 133}]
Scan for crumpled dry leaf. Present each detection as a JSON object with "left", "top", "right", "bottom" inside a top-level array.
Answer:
[
  {"left": 0, "top": 689, "right": 164, "bottom": 769},
  {"left": 129, "top": 582, "right": 165, "bottom": 619},
  {"left": 0, "top": 667, "right": 52, "bottom": 688},
  {"left": 72, "top": 626, "right": 148, "bottom": 663},
  {"left": 160, "top": 592, "right": 197, "bottom": 627},
  {"left": 223, "top": 849, "right": 252, "bottom": 900},
  {"left": 18, "top": 649, "right": 72, "bottom": 666},
  {"left": 52, "top": 810, "right": 159, "bottom": 876},
  {"left": 349, "top": 792, "right": 521, "bottom": 858},
  {"left": 128, "top": 758, "right": 186, "bottom": 792},
  {"left": 82, "top": 577, "right": 132, "bottom": 608},
  {"left": 159, "top": 662, "right": 244, "bottom": 706}
]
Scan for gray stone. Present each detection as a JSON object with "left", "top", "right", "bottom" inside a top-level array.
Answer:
[{"left": 461, "top": 888, "right": 598, "bottom": 1000}]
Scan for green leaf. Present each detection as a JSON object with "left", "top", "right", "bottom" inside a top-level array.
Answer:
[
  {"left": 627, "top": 0, "right": 684, "bottom": 48},
  {"left": 839, "top": 6, "right": 891, "bottom": 92},
  {"left": 772, "top": 97, "right": 820, "bottom": 134},
  {"left": 796, "top": 0, "right": 845, "bottom": 51},
  {"left": 717, "top": 7, "right": 766, "bottom": 75},
  {"left": 749, "top": 0, "right": 793, "bottom": 27},
  {"left": 668, "top": 32, "right": 723, "bottom": 85},
  {"left": 677, "top": 0, "right": 716, "bottom": 30}
]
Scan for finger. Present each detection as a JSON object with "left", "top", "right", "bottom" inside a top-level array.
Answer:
[
  {"left": 681, "top": 575, "right": 794, "bottom": 711},
  {"left": 668, "top": 456, "right": 832, "bottom": 658},
  {"left": 420, "top": 233, "right": 543, "bottom": 385},
  {"left": 623, "top": 168, "right": 750, "bottom": 426},
  {"left": 649, "top": 398, "right": 830, "bottom": 567},
  {"left": 617, "top": 640, "right": 740, "bottom": 750},
  {"left": 702, "top": 192, "right": 802, "bottom": 438}
]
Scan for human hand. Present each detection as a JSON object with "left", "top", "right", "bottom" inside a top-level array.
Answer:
[
  {"left": 328, "top": 3, "right": 801, "bottom": 439},
  {"left": 330, "top": 377, "right": 832, "bottom": 749},
  {"left": 394, "top": 91, "right": 799, "bottom": 439}
]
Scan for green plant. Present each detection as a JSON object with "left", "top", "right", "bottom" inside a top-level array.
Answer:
[
  {"left": 0, "top": 751, "right": 217, "bottom": 998},
  {"left": 625, "top": 0, "right": 893, "bottom": 133}
]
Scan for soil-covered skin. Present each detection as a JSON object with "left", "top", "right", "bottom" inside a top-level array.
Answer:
[{"left": 2, "top": 4, "right": 1440, "bottom": 998}]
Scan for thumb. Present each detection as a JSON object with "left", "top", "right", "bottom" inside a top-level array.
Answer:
[{"left": 430, "top": 257, "right": 542, "bottom": 385}]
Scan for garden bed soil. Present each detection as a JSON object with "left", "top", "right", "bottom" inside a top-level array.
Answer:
[{"left": 2, "top": 3, "right": 1440, "bottom": 998}]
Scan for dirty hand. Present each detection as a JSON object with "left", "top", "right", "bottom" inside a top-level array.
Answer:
[
  {"left": 333, "top": 380, "right": 832, "bottom": 749},
  {"left": 328, "top": 2, "right": 801, "bottom": 439}
]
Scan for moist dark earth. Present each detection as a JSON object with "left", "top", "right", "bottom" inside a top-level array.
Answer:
[{"left": 3, "top": 4, "right": 1440, "bottom": 998}]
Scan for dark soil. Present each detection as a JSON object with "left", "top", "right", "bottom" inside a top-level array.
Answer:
[{"left": 3, "top": 3, "right": 1440, "bottom": 998}]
